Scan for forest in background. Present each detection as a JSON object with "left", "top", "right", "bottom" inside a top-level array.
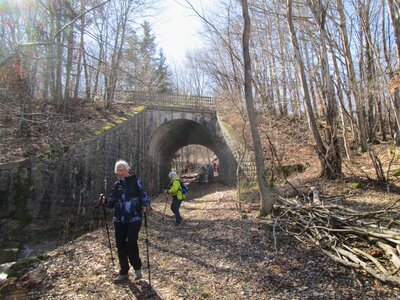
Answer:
[
  {"left": 2, "top": 1, "right": 400, "bottom": 293},
  {"left": 0, "top": 0, "right": 399, "bottom": 179}
]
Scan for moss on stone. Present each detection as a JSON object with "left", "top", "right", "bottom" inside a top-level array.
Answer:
[
  {"left": 101, "top": 124, "right": 115, "bottom": 131},
  {"left": 114, "top": 118, "right": 127, "bottom": 124},
  {"left": 6, "top": 257, "right": 41, "bottom": 278},
  {"left": 93, "top": 122, "right": 118, "bottom": 135},
  {"left": 132, "top": 106, "right": 145, "bottom": 112}
]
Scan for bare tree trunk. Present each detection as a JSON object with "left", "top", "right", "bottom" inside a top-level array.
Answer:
[
  {"left": 105, "top": 16, "right": 121, "bottom": 104},
  {"left": 336, "top": 0, "right": 368, "bottom": 151},
  {"left": 74, "top": 48, "right": 83, "bottom": 100},
  {"left": 287, "top": 0, "right": 341, "bottom": 178},
  {"left": 381, "top": 6, "right": 398, "bottom": 141},
  {"left": 82, "top": 51, "right": 91, "bottom": 101},
  {"left": 359, "top": 1, "right": 378, "bottom": 143},
  {"left": 106, "top": 2, "right": 130, "bottom": 106},
  {"left": 55, "top": 11, "right": 64, "bottom": 111},
  {"left": 241, "top": 0, "right": 274, "bottom": 214},
  {"left": 267, "top": 33, "right": 277, "bottom": 114},
  {"left": 307, "top": 0, "right": 342, "bottom": 178},
  {"left": 329, "top": 36, "right": 352, "bottom": 160},
  {"left": 387, "top": 0, "right": 400, "bottom": 60},
  {"left": 73, "top": 16, "right": 85, "bottom": 100},
  {"left": 292, "top": 77, "right": 302, "bottom": 117},
  {"left": 304, "top": 38, "right": 319, "bottom": 117},
  {"left": 314, "top": 72, "right": 326, "bottom": 117},
  {"left": 387, "top": 0, "right": 400, "bottom": 137},
  {"left": 15, "top": 55, "right": 32, "bottom": 137},
  {"left": 276, "top": 15, "right": 289, "bottom": 115},
  {"left": 227, "top": 21, "right": 242, "bottom": 94},
  {"left": 286, "top": 0, "right": 325, "bottom": 156},
  {"left": 64, "top": 26, "right": 74, "bottom": 106},
  {"left": 93, "top": 42, "right": 104, "bottom": 98}
]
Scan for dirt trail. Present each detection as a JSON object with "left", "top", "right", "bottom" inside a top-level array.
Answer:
[{"left": 2, "top": 183, "right": 399, "bottom": 299}]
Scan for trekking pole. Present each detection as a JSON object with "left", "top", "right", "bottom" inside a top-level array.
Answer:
[
  {"left": 162, "top": 193, "right": 168, "bottom": 223},
  {"left": 97, "top": 194, "right": 114, "bottom": 266},
  {"left": 144, "top": 211, "right": 151, "bottom": 287}
]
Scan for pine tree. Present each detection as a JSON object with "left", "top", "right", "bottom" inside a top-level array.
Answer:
[
  {"left": 155, "top": 49, "right": 172, "bottom": 93},
  {"left": 137, "top": 21, "right": 157, "bottom": 91}
]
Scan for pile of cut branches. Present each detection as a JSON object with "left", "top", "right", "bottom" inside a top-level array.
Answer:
[{"left": 274, "top": 196, "right": 400, "bottom": 286}]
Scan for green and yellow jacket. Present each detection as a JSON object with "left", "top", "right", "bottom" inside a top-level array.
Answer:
[{"left": 167, "top": 177, "right": 185, "bottom": 200}]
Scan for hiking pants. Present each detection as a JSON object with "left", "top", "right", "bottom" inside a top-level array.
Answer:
[
  {"left": 171, "top": 197, "right": 182, "bottom": 223},
  {"left": 208, "top": 173, "right": 214, "bottom": 183},
  {"left": 199, "top": 174, "right": 205, "bottom": 184},
  {"left": 114, "top": 221, "right": 142, "bottom": 275}
]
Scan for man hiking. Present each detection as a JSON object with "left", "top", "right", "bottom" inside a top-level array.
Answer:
[{"left": 100, "top": 160, "right": 151, "bottom": 283}]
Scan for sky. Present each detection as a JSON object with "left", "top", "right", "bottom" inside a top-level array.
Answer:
[{"left": 151, "top": 0, "right": 212, "bottom": 66}]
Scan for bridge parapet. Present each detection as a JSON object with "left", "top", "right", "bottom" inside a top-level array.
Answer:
[{"left": 116, "top": 90, "right": 215, "bottom": 110}]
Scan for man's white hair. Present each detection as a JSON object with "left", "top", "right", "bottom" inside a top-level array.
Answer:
[
  {"left": 114, "top": 160, "right": 131, "bottom": 173},
  {"left": 168, "top": 171, "right": 177, "bottom": 179}
]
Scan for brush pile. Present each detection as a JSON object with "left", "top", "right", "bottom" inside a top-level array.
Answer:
[{"left": 274, "top": 196, "right": 400, "bottom": 286}]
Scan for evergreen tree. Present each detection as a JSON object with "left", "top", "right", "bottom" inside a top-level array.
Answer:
[
  {"left": 155, "top": 49, "right": 172, "bottom": 93},
  {"left": 123, "top": 21, "right": 172, "bottom": 93},
  {"left": 124, "top": 31, "right": 140, "bottom": 90},
  {"left": 137, "top": 21, "right": 157, "bottom": 91}
]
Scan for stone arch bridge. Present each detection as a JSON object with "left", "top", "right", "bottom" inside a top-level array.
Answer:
[
  {"left": 145, "top": 106, "right": 237, "bottom": 190},
  {"left": 0, "top": 92, "right": 239, "bottom": 220},
  {"left": 105, "top": 91, "right": 238, "bottom": 193}
]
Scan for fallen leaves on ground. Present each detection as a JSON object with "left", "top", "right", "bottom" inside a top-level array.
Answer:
[{"left": 1, "top": 183, "right": 400, "bottom": 299}]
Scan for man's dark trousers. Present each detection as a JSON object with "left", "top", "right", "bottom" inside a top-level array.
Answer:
[{"left": 114, "top": 221, "right": 142, "bottom": 275}]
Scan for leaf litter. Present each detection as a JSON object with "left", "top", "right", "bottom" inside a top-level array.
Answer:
[{"left": 1, "top": 183, "right": 400, "bottom": 299}]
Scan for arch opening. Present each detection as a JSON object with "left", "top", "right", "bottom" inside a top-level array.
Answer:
[{"left": 147, "top": 118, "right": 234, "bottom": 191}]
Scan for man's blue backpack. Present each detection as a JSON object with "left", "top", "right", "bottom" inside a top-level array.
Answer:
[{"left": 179, "top": 179, "right": 188, "bottom": 195}]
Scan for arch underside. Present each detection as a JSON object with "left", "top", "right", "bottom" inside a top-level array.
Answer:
[{"left": 148, "top": 118, "right": 236, "bottom": 191}]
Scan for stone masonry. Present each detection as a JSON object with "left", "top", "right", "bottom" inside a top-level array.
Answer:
[{"left": 0, "top": 105, "right": 237, "bottom": 223}]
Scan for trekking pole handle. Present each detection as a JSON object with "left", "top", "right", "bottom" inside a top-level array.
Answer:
[{"left": 95, "top": 193, "right": 107, "bottom": 208}]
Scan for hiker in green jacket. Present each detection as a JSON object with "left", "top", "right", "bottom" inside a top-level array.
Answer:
[{"left": 165, "top": 171, "right": 184, "bottom": 226}]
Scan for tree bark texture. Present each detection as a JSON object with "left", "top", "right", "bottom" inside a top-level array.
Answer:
[
  {"left": 336, "top": 0, "right": 369, "bottom": 151},
  {"left": 241, "top": 0, "right": 274, "bottom": 214},
  {"left": 307, "top": 0, "right": 342, "bottom": 179},
  {"left": 286, "top": 0, "right": 326, "bottom": 165}
]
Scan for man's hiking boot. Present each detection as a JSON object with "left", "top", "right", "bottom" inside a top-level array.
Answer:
[
  {"left": 113, "top": 274, "right": 128, "bottom": 283},
  {"left": 134, "top": 270, "right": 142, "bottom": 280}
]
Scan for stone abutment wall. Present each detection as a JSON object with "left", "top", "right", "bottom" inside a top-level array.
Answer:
[{"left": 0, "top": 106, "right": 238, "bottom": 243}]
